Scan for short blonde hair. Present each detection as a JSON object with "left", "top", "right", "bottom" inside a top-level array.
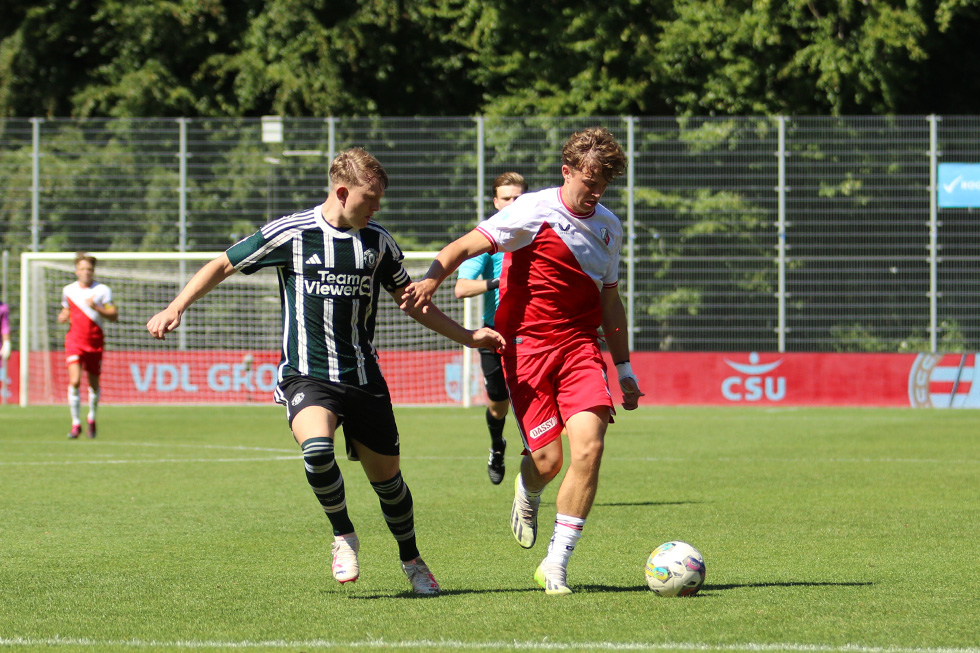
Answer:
[
  {"left": 329, "top": 147, "right": 389, "bottom": 190},
  {"left": 561, "top": 127, "right": 627, "bottom": 183}
]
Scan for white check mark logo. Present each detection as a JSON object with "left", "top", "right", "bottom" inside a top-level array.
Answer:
[{"left": 943, "top": 175, "right": 963, "bottom": 194}]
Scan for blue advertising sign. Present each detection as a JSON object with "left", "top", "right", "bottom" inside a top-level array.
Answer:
[{"left": 938, "top": 163, "right": 980, "bottom": 208}]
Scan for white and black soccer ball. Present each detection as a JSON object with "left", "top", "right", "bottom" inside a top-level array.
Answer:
[{"left": 644, "top": 540, "right": 706, "bottom": 597}]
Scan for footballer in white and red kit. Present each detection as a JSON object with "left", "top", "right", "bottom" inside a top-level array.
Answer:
[
  {"left": 475, "top": 187, "right": 622, "bottom": 450},
  {"left": 59, "top": 254, "right": 118, "bottom": 439},
  {"left": 62, "top": 279, "right": 113, "bottom": 369},
  {"left": 402, "top": 127, "right": 642, "bottom": 595}
]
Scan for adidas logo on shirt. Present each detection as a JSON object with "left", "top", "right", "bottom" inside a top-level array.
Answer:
[{"left": 305, "top": 253, "right": 322, "bottom": 265}]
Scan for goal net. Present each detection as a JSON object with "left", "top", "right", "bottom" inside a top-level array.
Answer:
[{"left": 19, "top": 252, "right": 484, "bottom": 407}]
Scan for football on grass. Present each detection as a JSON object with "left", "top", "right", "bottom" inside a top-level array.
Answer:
[{"left": 644, "top": 541, "right": 706, "bottom": 596}]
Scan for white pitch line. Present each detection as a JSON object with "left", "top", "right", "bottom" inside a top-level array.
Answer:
[
  {"left": 0, "top": 637, "right": 978, "bottom": 653},
  {"left": 618, "top": 456, "right": 980, "bottom": 466},
  {"left": 0, "top": 440, "right": 299, "bottom": 454},
  {"left": 1, "top": 436, "right": 979, "bottom": 467},
  {"left": 1, "top": 452, "right": 979, "bottom": 467},
  {"left": 0, "top": 456, "right": 299, "bottom": 466}
]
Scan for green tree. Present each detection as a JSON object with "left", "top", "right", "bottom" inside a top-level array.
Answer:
[
  {"left": 214, "top": 0, "right": 482, "bottom": 116},
  {"left": 441, "top": 0, "right": 672, "bottom": 116},
  {"left": 4, "top": 0, "right": 980, "bottom": 118},
  {"left": 0, "top": 1, "right": 262, "bottom": 118},
  {"left": 0, "top": 0, "right": 484, "bottom": 118},
  {"left": 653, "top": 0, "right": 980, "bottom": 116},
  {"left": 0, "top": 2, "right": 103, "bottom": 117}
]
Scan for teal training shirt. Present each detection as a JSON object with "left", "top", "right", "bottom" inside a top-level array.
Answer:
[{"left": 457, "top": 251, "right": 503, "bottom": 327}]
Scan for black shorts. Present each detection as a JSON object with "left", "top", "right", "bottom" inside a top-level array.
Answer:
[
  {"left": 275, "top": 375, "right": 400, "bottom": 461},
  {"left": 479, "top": 346, "right": 510, "bottom": 402}
]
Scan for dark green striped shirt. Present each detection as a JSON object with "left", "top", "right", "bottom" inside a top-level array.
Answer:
[{"left": 226, "top": 205, "right": 410, "bottom": 386}]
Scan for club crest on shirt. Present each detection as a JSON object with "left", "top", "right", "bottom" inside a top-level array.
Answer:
[
  {"left": 363, "top": 248, "right": 379, "bottom": 269},
  {"left": 600, "top": 227, "right": 611, "bottom": 246}
]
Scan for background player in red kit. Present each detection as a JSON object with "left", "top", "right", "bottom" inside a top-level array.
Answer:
[
  {"left": 58, "top": 252, "right": 118, "bottom": 438},
  {"left": 403, "top": 127, "right": 643, "bottom": 595}
]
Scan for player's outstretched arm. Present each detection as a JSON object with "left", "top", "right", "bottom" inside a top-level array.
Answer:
[
  {"left": 400, "top": 230, "right": 493, "bottom": 310},
  {"left": 391, "top": 287, "right": 505, "bottom": 352},
  {"left": 146, "top": 254, "right": 236, "bottom": 340}
]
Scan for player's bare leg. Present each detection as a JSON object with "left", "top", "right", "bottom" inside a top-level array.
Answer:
[
  {"left": 554, "top": 408, "right": 608, "bottom": 518},
  {"left": 523, "top": 439, "right": 562, "bottom": 490},
  {"left": 86, "top": 372, "right": 100, "bottom": 438},
  {"left": 66, "top": 362, "right": 83, "bottom": 438},
  {"left": 511, "top": 440, "right": 562, "bottom": 548},
  {"left": 536, "top": 408, "right": 609, "bottom": 595}
]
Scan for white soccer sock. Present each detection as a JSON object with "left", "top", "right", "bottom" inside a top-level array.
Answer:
[
  {"left": 545, "top": 514, "right": 586, "bottom": 568},
  {"left": 68, "top": 387, "right": 81, "bottom": 425},
  {"left": 87, "top": 387, "right": 99, "bottom": 422},
  {"left": 518, "top": 474, "right": 543, "bottom": 501}
]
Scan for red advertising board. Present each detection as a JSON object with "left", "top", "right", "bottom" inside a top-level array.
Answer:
[
  {"left": 20, "top": 350, "right": 485, "bottom": 406},
  {"left": 9, "top": 350, "right": 979, "bottom": 408},
  {"left": 607, "top": 352, "right": 978, "bottom": 409}
]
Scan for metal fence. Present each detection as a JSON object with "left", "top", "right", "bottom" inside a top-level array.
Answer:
[{"left": 2, "top": 115, "right": 979, "bottom": 353}]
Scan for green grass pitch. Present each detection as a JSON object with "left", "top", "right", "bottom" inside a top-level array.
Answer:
[{"left": 1, "top": 404, "right": 978, "bottom": 652}]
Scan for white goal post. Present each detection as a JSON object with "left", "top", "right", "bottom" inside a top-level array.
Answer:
[{"left": 19, "top": 252, "right": 484, "bottom": 407}]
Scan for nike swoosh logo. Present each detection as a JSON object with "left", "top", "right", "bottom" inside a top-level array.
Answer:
[{"left": 943, "top": 175, "right": 963, "bottom": 194}]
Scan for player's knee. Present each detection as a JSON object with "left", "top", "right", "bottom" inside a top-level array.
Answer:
[
  {"left": 531, "top": 448, "right": 563, "bottom": 481},
  {"left": 571, "top": 436, "right": 604, "bottom": 466},
  {"left": 488, "top": 400, "right": 509, "bottom": 420}
]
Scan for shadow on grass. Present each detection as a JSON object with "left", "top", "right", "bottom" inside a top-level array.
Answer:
[
  {"left": 342, "top": 580, "right": 874, "bottom": 599},
  {"left": 544, "top": 581, "right": 875, "bottom": 595},
  {"left": 706, "top": 580, "right": 874, "bottom": 591},
  {"left": 593, "top": 500, "right": 700, "bottom": 507},
  {"left": 347, "top": 585, "right": 651, "bottom": 598}
]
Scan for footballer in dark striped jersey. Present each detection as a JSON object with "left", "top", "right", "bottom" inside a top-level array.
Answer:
[{"left": 148, "top": 148, "right": 504, "bottom": 595}]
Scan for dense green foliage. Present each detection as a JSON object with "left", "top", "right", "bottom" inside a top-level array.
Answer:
[{"left": 2, "top": 0, "right": 980, "bottom": 118}]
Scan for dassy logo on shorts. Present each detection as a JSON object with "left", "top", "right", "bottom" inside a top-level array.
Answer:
[
  {"left": 291, "top": 392, "right": 305, "bottom": 406},
  {"left": 528, "top": 417, "right": 558, "bottom": 440}
]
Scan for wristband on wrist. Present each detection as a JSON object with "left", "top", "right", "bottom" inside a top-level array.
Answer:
[{"left": 615, "top": 361, "right": 634, "bottom": 380}]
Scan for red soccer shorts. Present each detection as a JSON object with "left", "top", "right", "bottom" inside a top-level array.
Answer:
[
  {"left": 503, "top": 338, "right": 613, "bottom": 453},
  {"left": 66, "top": 349, "right": 103, "bottom": 376}
]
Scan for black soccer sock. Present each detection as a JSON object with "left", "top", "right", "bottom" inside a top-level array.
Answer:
[
  {"left": 486, "top": 408, "right": 506, "bottom": 450},
  {"left": 301, "top": 437, "right": 355, "bottom": 536},
  {"left": 370, "top": 471, "right": 420, "bottom": 562}
]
